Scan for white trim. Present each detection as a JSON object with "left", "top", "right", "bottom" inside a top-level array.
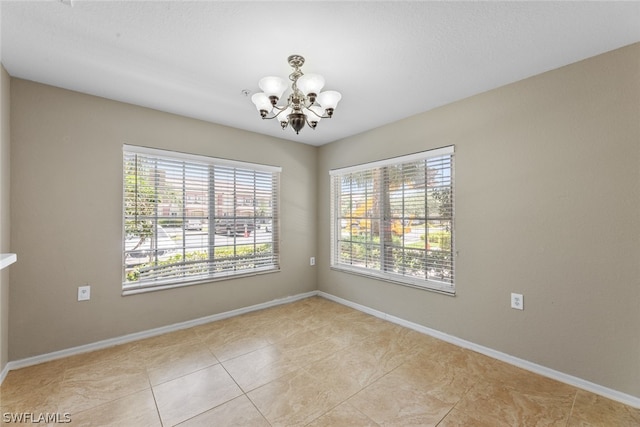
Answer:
[
  {"left": 0, "top": 253, "right": 17, "bottom": 270},
  {"left": 0, "top": 363, "right": 9, "bottom": 384},
  {"left": 1, "top": 291, "right": 317, "bottom": 377},
  {"left": 123, "top": 144, "right": 283, "bottom": 173},
  {"left": 330, "top": 265, "right": 455, "bottom": 296},
  {"left": 317, "top": 291, "right": 640, "bottom": 409},
  {"left": 122, "top": 268, "right": 280, "bottom": 296},
  {"left": 329, "top": 145, "right": 454, "bottom": 176}
]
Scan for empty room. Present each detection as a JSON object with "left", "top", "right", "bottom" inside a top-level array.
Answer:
[{"left": 1, "top": 1, "right": 639, "bottom": 426}]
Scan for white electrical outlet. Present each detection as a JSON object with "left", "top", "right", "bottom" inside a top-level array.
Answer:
[
  {"left": 78, "top": 285, "right": 91, "bottom": 301},
  {"left": 511, "top": 293, "right": 523, "bottom": 310},
  {"left": 310, "top": 257, "right": 316, "bottom": 266}
]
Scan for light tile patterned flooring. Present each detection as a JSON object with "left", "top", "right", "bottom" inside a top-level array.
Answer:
[{"left": 1, "top": 296, "right": 639, "bottom": 426}]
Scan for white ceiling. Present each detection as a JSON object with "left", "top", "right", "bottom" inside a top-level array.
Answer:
[{"left": 1, "top": 1, "right": 639, "bottom": 146}]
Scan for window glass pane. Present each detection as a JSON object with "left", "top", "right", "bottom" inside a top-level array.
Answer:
[
  {"left": 331, "top": 146, "right": 454, "bottom": 293},
  {"left": 123, "top": 147, "right": 280, "bottom": 293}
]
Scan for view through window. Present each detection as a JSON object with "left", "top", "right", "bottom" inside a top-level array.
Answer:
[
  {"left": 330, "top": 146, "right": 455, "bottom": 294},
  {"left": 123, "top": 145, "right": 280, "bottom": 294}
]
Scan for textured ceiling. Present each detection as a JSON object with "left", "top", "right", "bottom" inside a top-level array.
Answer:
[{"left": 1, "top": 1, "right": 639, "bottom": 146}]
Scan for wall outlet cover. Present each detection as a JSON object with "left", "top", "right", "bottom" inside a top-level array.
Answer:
[
  {"left": 78, "top": 285, "right": 91, "bottom": 301},
  {"left": 511, "top": 293, "right": 523, "bottom": 310}
]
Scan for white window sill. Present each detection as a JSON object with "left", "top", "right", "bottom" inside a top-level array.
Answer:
[{"left": 0, "top": 253, "right": 17, "bottom": 270}]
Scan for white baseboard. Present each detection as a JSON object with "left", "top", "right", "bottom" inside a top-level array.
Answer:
[
  {"left": 0, "top": 362, "right": 9, "bottom": 384},
  {"left": 2, "top": 289, "right": 638, "bottom": 409},
  {"left": 2, "top": 291, "right": 318, "bottom": 377},
  {"left": 317, "top": 291, "right": 640, "bottom": 409}
]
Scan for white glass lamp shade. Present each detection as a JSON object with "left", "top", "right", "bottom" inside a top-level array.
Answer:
[
  {"left": 258, "top": 76, "right": 287, "bottom": 99},
  {"left": 317, "top": 90, "right": 342, "bottom": 110},
  {"left": 307, "top": 105, "right": 324, "bottom": 123},
  {"left": 297, "top": 73, "right": 325, "bottom": 96},
  {"left": 251, "top": 93, "right": 273, "bottom": 113}
]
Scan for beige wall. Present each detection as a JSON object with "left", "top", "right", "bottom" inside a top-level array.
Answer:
[
  {"left": 318, "top": 43, "right": 640, "bottom": 397},
  {"left": 0, "top": 65, "right": 11, "bottom": 372},
  {"left": 9, "top": 80, "right": 317, "bottom": 360}
]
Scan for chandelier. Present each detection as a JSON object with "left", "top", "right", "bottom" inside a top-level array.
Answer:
[{"left": 251, "top": 55, "right": 342, "bottom": 135}]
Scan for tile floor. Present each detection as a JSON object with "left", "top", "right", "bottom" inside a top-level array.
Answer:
[{"left": 1, "top": 296, "right": 639, "bottom": 426}]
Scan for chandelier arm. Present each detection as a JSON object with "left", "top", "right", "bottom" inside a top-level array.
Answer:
[
  {"left": 304, "top": 116, "right": 317, "bottom": 130},
  {"left": 260, "top": 103, "right": 292, "bottom": 120},
  {"left": 260, "top": 114, "right": 283, "bottom": 121},
  {"left": 305, "top": 107, "right": 331, "bottom": 119}
]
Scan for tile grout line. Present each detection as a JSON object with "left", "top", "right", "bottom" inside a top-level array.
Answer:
[
  {"left": 301, "top": 346, "right": 409, "bottom": 426},
  {"left": 434, "top": 380, "right": 476, "bottom": 426},
  {"left": 345, "top": 401, "right": 382, "bottom": 427},
  {"left": 148, "top": 375, "right": 165, "bottom": 427},
  {"left": 244, "top": 392, "right": 273, "bottom": 427},
  {"left": 216, "top": 329, "right": 283, "bottom": 427},
  {"left": 565, "top": 390, "right": 578, "bottom": 427}
]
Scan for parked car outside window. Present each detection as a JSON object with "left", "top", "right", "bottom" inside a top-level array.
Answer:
[
  {"left": 185, "top": 219, "right": 203, "bottom": 230},
  {"left": 214, "top": 218, "right": 255, "bottom": 236}
]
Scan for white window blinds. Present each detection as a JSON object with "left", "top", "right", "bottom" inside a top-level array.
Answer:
[
  {"left": 330, "top": 146, "right": 455, "bottom": 294},
  {"left": 123, "top": 145, "right": 281, "bottom": 294}
]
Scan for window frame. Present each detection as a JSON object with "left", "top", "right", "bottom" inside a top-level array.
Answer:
[
  {"left": 122, "top": 145, "right": 281, "bottom": 295},
  {"left": 330, "top": 146, "right": 455, "bottom": 295}
]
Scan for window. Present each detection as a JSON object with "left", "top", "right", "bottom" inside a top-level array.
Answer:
[
  {"left": 330, "top": 146, "right": 454, "bottom": 294},
  {"left": 123, "top": 145, "right": 281, "bottom": 295}
]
